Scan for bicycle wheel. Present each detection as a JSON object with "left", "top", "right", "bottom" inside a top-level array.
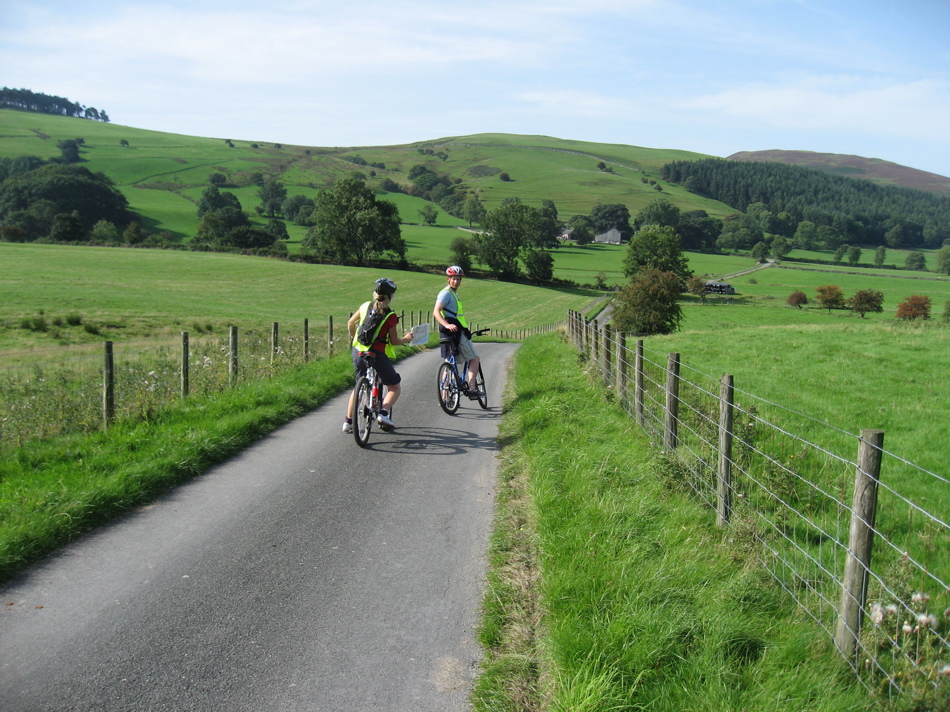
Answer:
[
  {"left": 475, "top": 364, "right": 488, "bottom": 409},
  {"left": 437, "top": 362, "right": 461, "bottom": 414},
  {"left": 353, "top": 376, "right": 373, "bottom": 447}
]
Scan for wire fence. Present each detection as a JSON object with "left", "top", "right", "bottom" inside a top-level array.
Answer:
[
  {"left": 568, "top": 311, "right": 950, "bottom": 707},
  {"left": 0, "top": 312, "right": 563, "bottom": 449}
]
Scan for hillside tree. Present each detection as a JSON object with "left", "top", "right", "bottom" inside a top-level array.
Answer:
[
  {"left": 815, "top": 284, "right": 846, "bottom": 312},
  {"left": 934, "top": 245, "right": 950, "bottom": 275},
  {"left": 479, "top": 202, "right": 543, "bottom": 279},
  {"left": 848, "top": 289, "right": 883, "bottom": 318},
  {"left": 622, "top": 224, "right": 691, "bottom": 284},
  {"left": 303, "top": 178, "right": 404, "bottom": 266},
  {"left": 787, "top": 291, "right": 808, "bottom": 309},
  {"left": 896, "top": 295, "right": 931, "bottom": 320},
  {"left": 258, "top": 180, "right": 287, "bottom": 218},
  {"left": 611, "top": 268, "right": 683, "bottom": 335},
  {"left": 904, "top": 251, "right": 927, "bottom": 271}
]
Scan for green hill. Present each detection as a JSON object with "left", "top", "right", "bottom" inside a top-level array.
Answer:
[{"left": 0, "top": 108, "right": 735, "bottom": 247}]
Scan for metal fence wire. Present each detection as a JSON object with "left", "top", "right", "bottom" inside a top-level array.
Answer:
[{"left": 568, "top": 311, "right": 949, "bottom": 705}]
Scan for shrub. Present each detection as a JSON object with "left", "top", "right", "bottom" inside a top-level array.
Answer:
[
  {"left": 786, "top": 291, "right": 808, "bottom": 309},
  {"left": 896, "top": 295, "right": 932, "bottom": 320}
]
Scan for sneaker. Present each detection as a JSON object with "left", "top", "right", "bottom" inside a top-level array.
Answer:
[
  {"left": 377, "top": 412, "right": 395, "bottom": 429},
  {"left": 467, "top": 389, "right": 484, "bottom": 400},
  {"left": 342, "top": 421, "right": 353, "bottom": 434}
]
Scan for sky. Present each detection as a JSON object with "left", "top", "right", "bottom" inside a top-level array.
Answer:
[{"left": 3, "top": 0, "right": 950, "bottom": 177}]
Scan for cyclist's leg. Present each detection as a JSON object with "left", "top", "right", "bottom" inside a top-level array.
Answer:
[
  {"left": 345, "top": 349, "right": 368, "bottom": 427},
  {"left": 466, "top": 355, "right": 480, "bottom": 390},
  {"left": 374, "top": 354, "right": 402, "bottom": 411}
]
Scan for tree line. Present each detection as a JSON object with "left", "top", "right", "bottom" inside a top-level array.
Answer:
[
  {"left": 662, "top": 158, "right": 950, "bottom": 249},
  {"left": 1, "top": 87, "right": 110, "bottom": 123}
]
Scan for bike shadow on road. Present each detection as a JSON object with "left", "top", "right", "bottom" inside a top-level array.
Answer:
[{"left": 354, "top": 422, "right": 500, "bottom": 455}]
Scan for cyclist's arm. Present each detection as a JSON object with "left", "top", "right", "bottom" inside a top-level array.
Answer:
[
  {"left": 387, "top": 321, "right": 414, "bottom": 346},
  {"left": 347, "top": 311, "right": 360, "bottom": 339}
]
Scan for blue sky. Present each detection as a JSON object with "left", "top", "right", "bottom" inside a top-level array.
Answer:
[{"left": 3, "top": 0, "right": 949, "bottom": 176}]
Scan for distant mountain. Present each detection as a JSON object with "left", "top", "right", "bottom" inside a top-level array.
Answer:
[{"left": 726, "top": 150, "right": 950, "bottom": 197}]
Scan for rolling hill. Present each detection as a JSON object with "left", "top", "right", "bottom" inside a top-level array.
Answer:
[
  {"left": 0, "top": 108, "right": 735, "bottom": 243},
  {"left": 727, "top": 149, "right": 950, "bottom": 196}
]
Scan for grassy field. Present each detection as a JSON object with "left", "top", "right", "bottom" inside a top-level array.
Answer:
[
  {"left": 476, "top": 334, "right": 874, "bottom": 711},
  {"left": 0, "top": 242, "right": 601, "bottom": 354}
]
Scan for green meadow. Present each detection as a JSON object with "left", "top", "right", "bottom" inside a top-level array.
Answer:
[{"left": 4, "top": 109, "right": 950, "bottom": 708}]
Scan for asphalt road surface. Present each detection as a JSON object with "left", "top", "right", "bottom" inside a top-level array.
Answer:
[{"left": 0, "top": 342, "right": 520, "bottom": 712}]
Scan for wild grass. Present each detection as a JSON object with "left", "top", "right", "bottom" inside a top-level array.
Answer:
[{"left": 475, "top": 333, "right": 872, "bottom": 711}]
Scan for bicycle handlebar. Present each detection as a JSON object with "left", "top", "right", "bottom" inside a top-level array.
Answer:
[{"left": 472, "top": 328, "right": 490, "bottom": 336}]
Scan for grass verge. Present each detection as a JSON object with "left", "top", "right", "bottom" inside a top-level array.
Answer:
[
  {"left": 474, "top": 333, "right": 873, "bottom": 711},
  {"left": 0, "top": 347, "right": 379, "bottom": 582}
]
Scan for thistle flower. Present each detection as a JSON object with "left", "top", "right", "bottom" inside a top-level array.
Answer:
[
  {"left": 902, "top": 623, "right": 914, "bottom": 635},
  {"left": 869, "top": 603, "right": 885, "bottom": 626},
  {"left": 885, "top": 604, "right": 898, "bottom": 616},
  {"left": 939, "top": 664, "right": 950, "bottom": 677}
]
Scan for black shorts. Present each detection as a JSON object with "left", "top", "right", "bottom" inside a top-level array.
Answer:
[{"left": 352, "top": 348, "right": 401, "bottom": 387}]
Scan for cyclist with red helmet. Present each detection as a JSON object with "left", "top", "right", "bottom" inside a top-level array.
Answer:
[
  {"left": 432, "top": 266, "right": 482, "bottom": 399},
  {"left": 343, "top": 278, "right": 413, "bottom": 432}
]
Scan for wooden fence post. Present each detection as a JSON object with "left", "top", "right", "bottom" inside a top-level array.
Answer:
[
  {"left": 835, "top": 429, "right": 885, "bottom": 665},
  {"left": 181, "top": 331, "right": 190, "bottom": 398},
  {"left": 304, "top": 318, "right": 310, "bottom": 363},
  {"left": 635, "top": 339, "right": 644, "bottom": 425},
  {"left": 328, "top": 315, "right": 334, "bottom": 357},
  {"left": 603, "top": 324, "right": 613, "bottom": 389},
  {"left": 229, "top": 326, "right": 238, "bottom": 387},
  {"left": 102, "top": 341, "right": 114, "bottom": 430},
  {"left": 271, "top": 322, "right": 279, "bottom": 364},
  {"left": 717, "top": 374, "right": 734, "bottom": 526},
  {"left": 617, "top": 333, "right": 628, "bottom": 407},
  {"left": 664, "top": 352, "right": 680, "bottom": 451}
]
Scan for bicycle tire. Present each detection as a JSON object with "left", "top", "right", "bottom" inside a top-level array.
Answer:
[
  {"left": 437, "top": 362, "right": 461, "bottom": 414},
  {"left": 353, "top": 376, "right": 373, "bottom": 447},
  {"left": 475, "top": 364, "right": 488, "bottom": 409}
]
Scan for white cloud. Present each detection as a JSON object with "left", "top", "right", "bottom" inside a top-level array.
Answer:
[{"left": 682, "top": 77, "right": 950, "bottom": 141}]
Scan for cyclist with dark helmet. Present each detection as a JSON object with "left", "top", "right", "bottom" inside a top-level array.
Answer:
[
  {"left": 343, "top": 278, "right": 413, "bottom": 432},
  {"left": 432, "top": 265, "right": 482, "bottom": 399}
]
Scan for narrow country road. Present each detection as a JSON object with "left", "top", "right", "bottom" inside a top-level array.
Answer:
[{"left": 0, "top": 342, "right": 520, "bottom": 712}]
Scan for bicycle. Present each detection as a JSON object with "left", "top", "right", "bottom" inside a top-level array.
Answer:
[
  {"left": 437, "top": 328, "right": 489, "bottom": 415},
  {"left": 352, "top": 358, "right": 391, "bottom": 447}
]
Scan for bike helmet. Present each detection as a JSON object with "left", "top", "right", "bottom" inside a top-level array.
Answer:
[
  {"left": 374, "top": 277, "right": 397, "bottom": 296},
  {"left": 446, "top": 265, "right": 464, "bottom": 277}
]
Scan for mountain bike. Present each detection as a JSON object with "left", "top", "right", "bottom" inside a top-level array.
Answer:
[
  {"left": 437, "top": 328, "right": 489, "bottom": 415},
  {"left": 352, "top": 359, "right": 391, "bottom": 447}
]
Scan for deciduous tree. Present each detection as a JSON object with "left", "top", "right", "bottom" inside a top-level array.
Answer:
[
  {"left": 622, "top": 224, "right": 691, "bottom": 284},
  {"left": 611, "top": 268, "right": 683, "bottom": 335},
  {"left": 896, "top": 295, "right": 931, "bottom": 320},
  {"left": 905, "top": 251, "right": 927, "bottom": 271},
  {"left": 815, "top": 285, "right": 845, "bottom": 312},
  {"left": 848, "top": 289, "right": 883, "bottom": 318},
  {"left": 787, "top": 291, "right": 808, "bottom": 309},
  {"left": 302, "top": 178, "right": 404, "bottom": 265}
]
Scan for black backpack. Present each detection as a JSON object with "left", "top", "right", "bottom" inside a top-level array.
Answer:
[{"left": 356, "top": 306, "right": 392, "bottom": 347}]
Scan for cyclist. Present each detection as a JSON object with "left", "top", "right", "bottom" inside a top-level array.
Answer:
[
  {"left": 343, "top": 278, "right": 413, "bottom": 432},
  {"left": 432, "top": 265, "right": 482, "bottom": 399}
]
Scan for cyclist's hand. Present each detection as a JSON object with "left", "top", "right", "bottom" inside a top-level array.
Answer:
[{"left": 446, "top": 323, "right": 458, "bottom": 332}]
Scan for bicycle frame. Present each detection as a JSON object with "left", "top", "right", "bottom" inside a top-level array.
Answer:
[
  {"left": 437, "top": 351, "right": 487, "bottom": 414},
  {"left": 353, "top": 360, "right": 388, "bottom": 447}
]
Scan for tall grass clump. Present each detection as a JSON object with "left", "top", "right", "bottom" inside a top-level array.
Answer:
[{"left": 474, "top": 333, "right": 871, "bottom": 711}]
